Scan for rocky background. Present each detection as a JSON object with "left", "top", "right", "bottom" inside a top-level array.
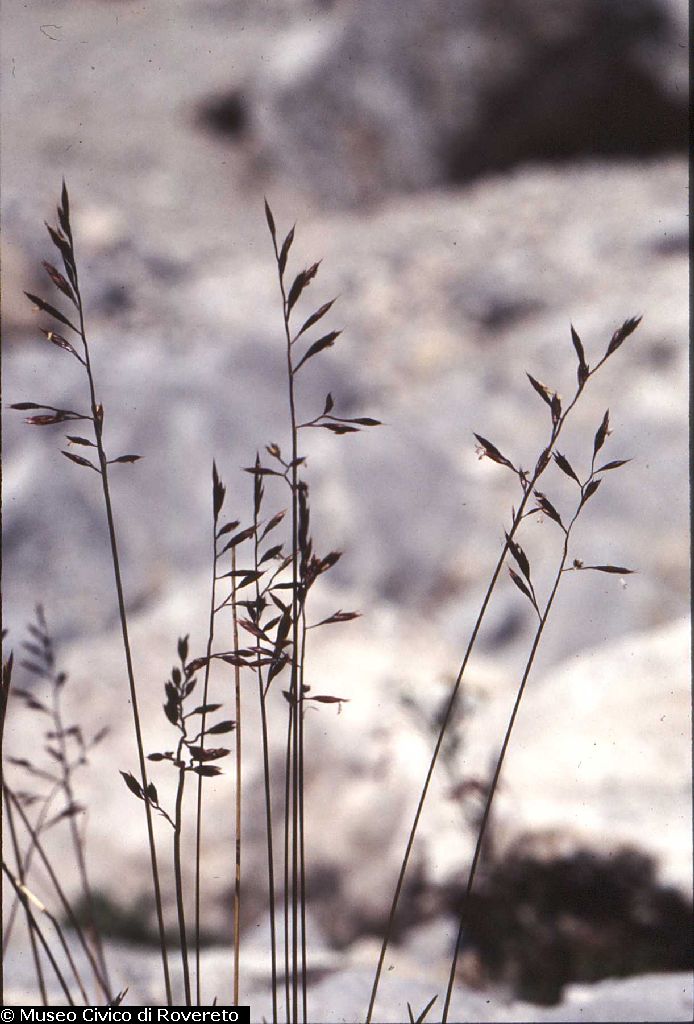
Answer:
[{"left": 1, "top": 0, "right": 690, "bottom": 1019}]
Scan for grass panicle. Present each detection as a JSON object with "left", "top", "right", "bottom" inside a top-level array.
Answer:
[
  {"left": 366, "top": 317, "right": 641, "bottom": 1024},
  {"left": 5, "top": 184, "right": 643, "bottom": 1019},
  {"left": 441, "top": 417, "right": 635, "bottom": 1022},
  {"left": 12, "top": 183, "right": 172, "bottom": 1004}
]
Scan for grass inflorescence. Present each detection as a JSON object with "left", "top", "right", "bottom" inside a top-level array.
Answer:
[{"left": 2, "top": 184, "right": 642, "bottom": 1020}]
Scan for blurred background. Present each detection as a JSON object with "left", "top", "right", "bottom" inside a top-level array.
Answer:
[{"left": 1, "top": 0, "right": 690, "bottom": 1017}]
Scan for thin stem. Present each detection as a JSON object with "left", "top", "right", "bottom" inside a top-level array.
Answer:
[
  {"left": 173, "top": 750, "right": 192, "bottom": 1006},
  {"left": 1, "top": 862, "right": 75, "bottom": 1006},
  {"left": 195, "top": 492, "right": 219, "bottom": 1006},
  {"left": 4, "top": 788, "right": 48, "bottom": 1004},
  {"left": 0, "top": 654, "right": 13, "bottom": 1007},
  {"left": 4, "top": 794, "right": 88, "bottom": 1003},
  {"left": 52, "top": 677, "right": 111, "bottom": 1001},
  {"left": 231, "top": 548, "right": 242, "bottom": 1005},
  {"left": 271, "top": 222, "right": 302, "bottom": 1024},
  {"left": 366, "top": 362, "right": 613, "bottom": 1022},
  {"left": 298, "top": 607, "right": 308, "bottom": 1024},
  {"left": 441, "top": 522, "right": 576, "bottom": 1023},
  {"left": 283, "top": 703, "right": 293, "bottom": 1023},
  {"left": 2, "top": 784, "right": 60, "bottom": 952},
  {"left": 253, "top": 487, "right": 278, "bottom": 1024},
  {"left": 71, "top": 247, "right": 172, "bottom": 1005},
  {"left": 4, "top": 784, "right": 106, "bottom": 999}
]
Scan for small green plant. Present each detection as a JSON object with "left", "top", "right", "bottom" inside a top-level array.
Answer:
[{"left": 3, "top": 183, "right": 643, "bottom": 1022}]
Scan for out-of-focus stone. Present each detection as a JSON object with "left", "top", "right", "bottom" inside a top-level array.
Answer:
[{"left": 249, "top": 0, "right": 688, "bottom": 204}]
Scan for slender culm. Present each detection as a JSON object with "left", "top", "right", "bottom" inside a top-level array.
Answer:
[
  {"left": 14, "top": 185, "right": 172, "bottom": 1004},
  {"left": 367, "top": 317, "right": 641, "bottom": 1022},
  {"left": 194, "top": 465, "right": 223, "bottom": 1006},
  {"left": 231, "top": 548, "right": 242, "bottom": 1005}
]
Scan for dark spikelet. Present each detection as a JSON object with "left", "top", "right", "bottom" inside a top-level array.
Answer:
[
  {"left": 593, "top": 410, "right": 610, "bottom": 457},
  {"left": 109, "top": 454, "right": 142, "bottom": 465},
  {"left": 59, "top": 179, "right": 72, "bottom": 239},
  {"left": 583, "top": 564, "right": 635, "bottom": 574},
  {"left": 187, "top": 746, "right": 230, "bottom": 762},
  {"left": 26, "top": 413, "right": 71, "bottom": 426},
  {"left": 312, "top": 610, "right": 361, "bottom": 628},
  {"left": 321, "top": 422, "right": 359, "bottom": 434},
  {"left": 581, "top": 478, "right": 602, "bottom": 506},
  {"left": 553, "top": 452, "right": 581, "bottom": 485},
  {"left": 264, "top": 198, "right": 276, "bottom": 242},
  {"left": 296, "top": 299, "right": 337, "bottom": 340},
  {"left": 534, "top": 490, "right": 563, "bottom": 528},
  {"left": 42, "top": 261, "right": 77, "bottom": 306},
  {"left": 261, "top": 509, "right": 287, "bottom": 540},
  {"left": 504, "top": 532, "right": 531, "bottom": 582},
  {"left": 474, "top": 434, "right": 515, "bottom": 471},
  {"left": 294, "top": 331, "right": 341, "bottom": 372},
  {"left": 220, "top": 525, "right": 255, "bottom": 553},
  {"left": 207, "top": 720, "right": 236, "bottom": 735},
  {"left": 278, "top": 226, "right": 295, "bottom": 277},
  {"left": 120, "top": 770, "right": 143, "bottom": 800},
  {"left": 606, "top": 315, "right": 642, "bottom": 357},
  {"left": 217, "top": 519, "right": 241, "bottom": 538},
  {"left": 41, "top": 329, "right": 81, "bottom": 360},
  {"left": 508, "top": 567, "right": 535, "bottom": 607},
  {"left": 526, "top": 374, "right": 553, "bottom": 407},
  {"left": 178, "top": 636, "right": 189, "bottom": 663},
  {"left": 25, "top": 292, "right": 79, "bottom": 335},
  {"left": 597, "top": 458, "right": 631, "bottom": 473},
  {"left": 190, "top": 703, "right": 222, "bottom": 716},
  {"left": 192, "top": 765, "right": 223, "bottom": 777},
  {"left": 570, "top": 324, "right": 589, "bottom": 386},
  {"left": 61, "top": 450, "right": 100, "bottom": 472},
  {"left": 287, "top": 262, "right": 320, "bottom": 315},
  {"left": 212, "top": 461, "right": 226, "bottom": 521}
]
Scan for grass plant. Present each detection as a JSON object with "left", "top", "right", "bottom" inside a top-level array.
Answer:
[
  {"left": 366, "top": 317, "right": 640, "bottom": 1023},
  {"left": 10, "top": 183, "right": 172, "bottom": 1004},
  {"left": 2, "top": 184, "right": 644, "bottom": 1020}
]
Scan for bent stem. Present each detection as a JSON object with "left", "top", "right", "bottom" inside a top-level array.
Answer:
[
  {"left": 366, "top": 318, "right": 641, "bottom": 1023},
  {"left": 1, "top": 861, "right": 75, "bottom": 1006},
  {"left": 4, "top": 783, "right": 107, "bottom": 1000},
  {"left": 2, "top": 783, "right": 60, "bottom": 954},
  {"left": 4, "top": 782, "right": 48, "bottom": 1004}
]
